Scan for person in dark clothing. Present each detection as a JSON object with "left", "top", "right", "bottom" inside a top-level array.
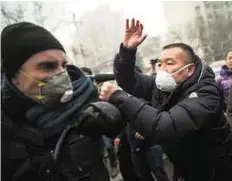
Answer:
[
  {"left": 115, "top": 123, "right": 170, "bottom": 181},
  {"left": 149, "top": 58, "right": 158, "bottom": 76},
  {"left": 115, "top": 128, "right": 141, "bottom": 181},
  {"left": 216, "top": 51, "right": 232, "bottom": 114},
  {"left": 81, "top": 66, "right": 119, "bottom": 178},
  {"left": 1, "top": 22, "right": 124, "bottom": 181},
  {"left": 102, "top": 135, "right": 119, "bottom": 178},
  {"left": 99, "top": 18, "right": 232, "bottom": 181},
  {"left": 114, "top": 66, "right": 169, "bottom": 181}
]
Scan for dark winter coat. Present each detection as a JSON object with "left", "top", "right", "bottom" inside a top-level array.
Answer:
[
  {"left": 1, "top": 65, "right": 123, "bottom": 181},
  {"left": 108, "top": 44, "right": 232, "bottom": 181}
]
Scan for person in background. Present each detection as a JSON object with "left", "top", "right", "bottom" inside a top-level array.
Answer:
[
  {"left": 227, "top": 85, "right": 232, "bottom": 123},
  {"left": 148, "top": 58, "right": 158, "bottom": 76},
  {"left": 216, "top": 51, "right": 232, "bottom": 118}
]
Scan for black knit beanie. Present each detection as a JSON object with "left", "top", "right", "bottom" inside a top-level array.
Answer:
[{"left": 1, "top": 22, "right": 65, "bottom": 80}]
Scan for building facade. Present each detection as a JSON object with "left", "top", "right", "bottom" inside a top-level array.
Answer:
[{"left": 162, "top": 1, "right": 232, "bottom": 62}]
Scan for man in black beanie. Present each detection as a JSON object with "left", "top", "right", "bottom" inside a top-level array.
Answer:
[{"left": 1, "top": 22, "right": 123, "bottom": 181}]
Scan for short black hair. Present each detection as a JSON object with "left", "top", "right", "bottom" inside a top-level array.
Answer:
[
  {"left": 81, "top": 67, "right": 93, "bottom": 75},
  {"left": 162, "top": 43, "right": 195, "bottom": 63}
]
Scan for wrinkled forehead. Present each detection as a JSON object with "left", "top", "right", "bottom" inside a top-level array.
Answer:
[{"left": 158, "top": 47, "right": 187, "bottom": 64}]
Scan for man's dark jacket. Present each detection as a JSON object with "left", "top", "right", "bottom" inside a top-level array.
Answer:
[
  {"left": 108, "top": 44, "right": 232, "bottom": 181},
  {"left": 1, "top": 65, "right": 123, "bottom": 181}
]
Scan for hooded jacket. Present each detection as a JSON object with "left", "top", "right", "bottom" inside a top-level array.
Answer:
[
  {"left": 216, "top": 65, "right": 232, "bottom": 112},
  {"left": 108, "top": 44, "right": 232, "bottom": 181}
]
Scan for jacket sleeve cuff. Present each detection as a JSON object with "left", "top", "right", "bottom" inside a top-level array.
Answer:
[
  {"left": 109, "top": 90, "right": 130, "bottom": 107},
  {"left": 119, "top": 43, "right": 137, "bottom": 62}
]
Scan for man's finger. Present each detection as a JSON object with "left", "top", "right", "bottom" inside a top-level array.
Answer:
[
  {"left": 139, "top": 23, "right": 144, "bottom": 32},
  {"left": 135, "top": 20, "right": 140, "bottom": 29},
  {"left": 99, "top": 92, "right": 105, "bottom": 98},
  {"left": 131, "top": 18, "right": 135, "bottom": 28},
  {"left": 101, "top": 84, "right": 110, "bottom": 91},
  {"left": 99, "top": 95, "right": 107, "bottom": 101},
  {"left": 126, "top": 19, "right": 129, "bottom": 30},
  {"left": 101, "top": 86, "right": 108, "bottom": 92}
]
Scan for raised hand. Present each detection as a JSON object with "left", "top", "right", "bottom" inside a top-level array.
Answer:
[{"left": 123, "top": 18, "right": 147, "bottom": 49}]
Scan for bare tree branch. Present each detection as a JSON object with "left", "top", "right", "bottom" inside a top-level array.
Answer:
[
  {"left": 33, "top": 1, "right": 47, "bottom": 26},
  {"left": 1, "top": 3, "right": 25, "bottom": 28}
]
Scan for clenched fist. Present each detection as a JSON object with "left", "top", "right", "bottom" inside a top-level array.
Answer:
[{"left": 99, "top": 82, "right": 118, "bottom": 101}]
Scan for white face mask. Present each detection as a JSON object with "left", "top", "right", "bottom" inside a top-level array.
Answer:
[{"left": 155, "top": 63, "right": 193, "bottom": 92}]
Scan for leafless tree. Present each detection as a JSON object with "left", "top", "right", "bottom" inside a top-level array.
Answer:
[
  {"left": 1, "top": 3, "right": 25, "bottom": 28},
  {"left": 70, "top": 5, "right": 124, "bottom": 68},
  {"left": 167, "top": 3, "right": 232, "bottom": 63},
  {"left": 1, "top": 2, "right": 62, "bottom": 32},
  {"left": 33, "top": 1, "right": 46, "bottom": 26}
]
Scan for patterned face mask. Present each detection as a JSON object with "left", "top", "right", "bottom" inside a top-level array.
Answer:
[{"left": 20, "top": 70, "right": 73, "bottom": 108}]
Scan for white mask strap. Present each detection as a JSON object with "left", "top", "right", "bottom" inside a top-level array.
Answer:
[{"left": 171, "top": 63, "right": 194, "bottom": 75}]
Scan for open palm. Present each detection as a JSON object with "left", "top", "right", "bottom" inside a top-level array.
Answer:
[{"left": 123, "top": 18, "right": 147, "bottom": 49}]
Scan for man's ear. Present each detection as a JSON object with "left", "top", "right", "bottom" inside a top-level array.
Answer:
[
  {"left": 188, "top": 64, "right": 195, "bottom": 77},
  {"left": 11, "top": 72, "right": 20, "bottom": 86},
  {"left": 12, "top": 77, "right": 19, "bottom": 86}
]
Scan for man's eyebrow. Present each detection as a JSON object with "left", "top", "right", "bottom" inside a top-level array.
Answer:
[
  {"left": 37, "top": 59, "right": 57, "bottom": 63},
  {"left": 36, "top": 59, "right": 68, "bottom": 65},
  {"left": 36, "top": 60, "right": 57, "bottom": 66},
  {"left": 157, "top": 58, "right": 175, "bottom": 62},
  {"left": 165, "top": 58, "right": 175, "bottom": 62}
]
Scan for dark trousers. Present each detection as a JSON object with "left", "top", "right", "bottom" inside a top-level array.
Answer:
[
  {"left": 146, "top": 145, "right": 170, "bottom": 181},
  {"left": 130, "top": 145, "right": 170, "bottom": 181},
  {"left": 118, "top": 137, "right": 140, "bottom": 181}
]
